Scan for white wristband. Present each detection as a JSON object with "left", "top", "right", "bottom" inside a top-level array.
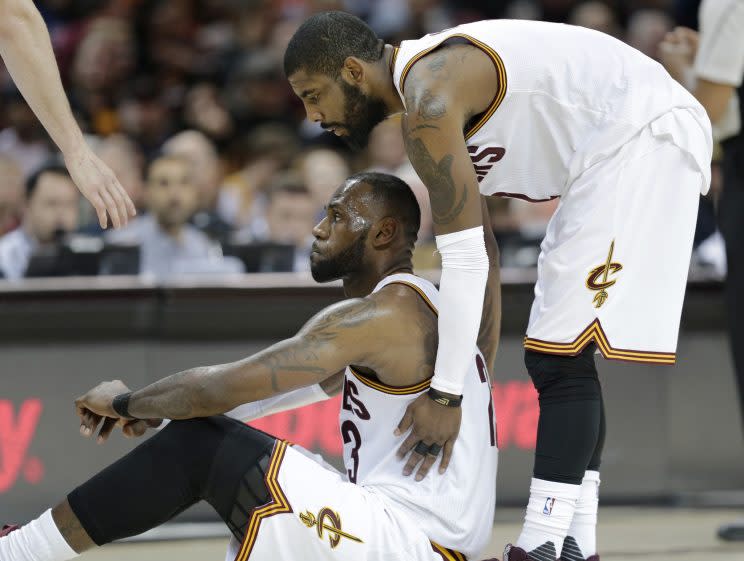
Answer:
[{"left": 431, "top": 226, "right": 489, "bottom": 396}]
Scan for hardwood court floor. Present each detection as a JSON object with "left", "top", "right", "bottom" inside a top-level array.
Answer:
[{"left": 78, "top": 507, "right": 744, "bottom": 561}]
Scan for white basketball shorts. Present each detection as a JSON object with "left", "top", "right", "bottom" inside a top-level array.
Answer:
[
  {"left": 224, "top": 441, "right": 467, "bottom": 561},
  {"left": 524, "top": 108, "right": 712, "bottom": 364}
]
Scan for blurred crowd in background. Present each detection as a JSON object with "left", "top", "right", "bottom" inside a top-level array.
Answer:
[{"left": 0, "top": 0, "right": 726, "bottom": 280}]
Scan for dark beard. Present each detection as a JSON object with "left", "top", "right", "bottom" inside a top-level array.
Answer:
[
  {"left": 310, "top": 228, "right": 369, "bottom": 283},
  {"left": 338, "top": 81, "right": 388, "bottom": 151}
]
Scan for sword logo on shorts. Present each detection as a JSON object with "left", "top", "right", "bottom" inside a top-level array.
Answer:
[
  {"left": 300, "top": 507, "right": 364, "bottom": 549},
  {"left": 586, "top": 240, "right": 623, "bottom": 309}
]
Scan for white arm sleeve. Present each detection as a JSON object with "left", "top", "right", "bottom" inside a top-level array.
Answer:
[
  {"left": 431, "top": 226, "right": 490, "bottom": 395},
  {"left": 224, "top": 384, "right": 331, "bottom": 422},
  {"left": 154, "top": 383, "right": 331, "bottom": 430}
]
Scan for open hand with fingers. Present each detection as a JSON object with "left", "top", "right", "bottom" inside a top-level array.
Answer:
[
  {"left": 394, "top": 390, "right": 462, "bottom": 481},
  {"left": 63, "top": 146, "right": 137, "bottom": 229}
]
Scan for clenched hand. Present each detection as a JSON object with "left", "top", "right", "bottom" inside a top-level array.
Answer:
[{"left": 75, "top": 380, "right": 159, "bottom": 444}]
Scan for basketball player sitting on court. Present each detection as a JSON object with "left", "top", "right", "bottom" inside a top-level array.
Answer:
[{"left": 0, "top": 172, "right": 500, "bottom": 561}]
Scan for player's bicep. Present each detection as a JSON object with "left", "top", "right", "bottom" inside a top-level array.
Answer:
[
  {"left": 291, "top": 297, "right": 380, "bottom": 376},
  {"left": 401, "top": 84, "right": 483, "bottom": 235}
]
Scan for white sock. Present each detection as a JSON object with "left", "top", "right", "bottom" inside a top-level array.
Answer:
[
  {"left": 562, "top": 470, "right": 600, "bottom": 560},
  {"left": 515, "top": 478, "right": 581, "bottom": 559},
  {"left": 0, "top": 509, "right": 77, "bottom": 561}
]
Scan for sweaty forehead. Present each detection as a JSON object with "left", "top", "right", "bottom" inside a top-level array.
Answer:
[{"left": 330, "top": 179, "right": 379, "bottom": 218}]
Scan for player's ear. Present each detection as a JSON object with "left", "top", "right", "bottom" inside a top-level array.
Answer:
[
  {"left": 372, "top": 217, "right": 398, "bottom": 248},
  {"left": 341, "top": 57, "right": 365, "bottom": 86}
]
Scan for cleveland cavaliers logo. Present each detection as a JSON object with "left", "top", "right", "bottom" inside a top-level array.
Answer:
[
  {"left": 586, "top": 240, "right": 623, "bottom": 309},
  {"left": 300, "top": 507, "right": 363, "bottom": 549},
  {"left": 468, "top": 145, "right": 506, "bottom": 183}
]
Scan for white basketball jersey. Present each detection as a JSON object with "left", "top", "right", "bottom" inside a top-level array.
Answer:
[
  {"left": 392, "top": 20, "right": 711, "bottom": 201},
  {"left": 339, "top": 273, "right": 498, "bottom": 558}
]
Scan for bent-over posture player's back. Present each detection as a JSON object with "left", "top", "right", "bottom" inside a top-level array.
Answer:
[
  {"left": 0, "top": 172, "right": 500, "bottom": 561},
  {"left": 284, "top": 13, "right": 713, "bottom": 561}
]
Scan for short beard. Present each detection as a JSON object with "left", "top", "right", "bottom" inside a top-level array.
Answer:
[
  {"left": 311, "top": 228, "right": 369, "bottom": 283},
  {"left": 339, "top": 81, "right": 388, "bottom": 151}
]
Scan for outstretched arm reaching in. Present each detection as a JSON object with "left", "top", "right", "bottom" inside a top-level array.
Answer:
[
  {"left": 394, "top": 44, "right": 499, "bottom": 467},
  {"left": 0, "top": 0, "right": 135, "bottom": 228}
]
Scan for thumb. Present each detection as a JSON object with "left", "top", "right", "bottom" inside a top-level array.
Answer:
[{"left": 395, "top": 405, "right": 415, "bottom": 436}]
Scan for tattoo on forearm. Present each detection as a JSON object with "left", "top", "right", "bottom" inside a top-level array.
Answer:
[
  {"left": 402, "top": 130, "right": 468, "bottom": 225},
  {"left": 129, "top": 369, "right": 208, "bottom": 419},
  {"left": 406, "top": 123, "right": 440, "bottom": 134}
]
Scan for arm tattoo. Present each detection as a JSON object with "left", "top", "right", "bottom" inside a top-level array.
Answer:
[
  {"left": 426, "top": 51, "right": 447, "bottom": 75},
  {"left": 257, "top": 298, "right": 378, "bottom": 393},
  {"left": 403, "top": 131, "right": 468, "bottom": 225},
  {"left": 417, "top": 90, "right": 446, "bottom": 120},
  {"left": 126, "top": 299, "right": 378, "bottom": 419}
]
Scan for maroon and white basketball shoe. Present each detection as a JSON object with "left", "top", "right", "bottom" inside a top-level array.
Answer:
[{"left": 504, "top": 543, "right": 558, "bottom": 561}]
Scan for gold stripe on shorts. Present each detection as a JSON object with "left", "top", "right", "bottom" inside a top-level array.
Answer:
[
  {"left": 234, "top": 440, "right": 291, "bottom": 561},
  {"left": 523, "top": 319, "right": 676, "bottom": 365}
]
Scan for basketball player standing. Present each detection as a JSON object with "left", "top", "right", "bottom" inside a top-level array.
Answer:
[{"left": 284, "top": 12, "right": 712, "bottom": 560}]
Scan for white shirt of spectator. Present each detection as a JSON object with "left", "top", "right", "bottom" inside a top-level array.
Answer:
[
  {"left": 105, "top": 214, "right": 243, "bottom": 279},
  {"left": 694, "top": 0, "right": 744, "bottom": 141},
  {"left": 0, "top": 227, "right": 36, "bottom": 280}
]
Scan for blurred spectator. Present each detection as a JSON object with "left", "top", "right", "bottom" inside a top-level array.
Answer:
[
  {"left": 626, "top": 9, "right": 673, "bottom": 60},
  {"left": 94, "top": 133, "right": 145, "bottom": 213},
  {"left": 366, "top": 116, "right": 408, "bottom": 175},
  {"left": 0, "top": 163, "right": 80, "bottom": 280},
  {"left": 0, "top": 154, "right": 24, "bottom": 235},
  {"left": 221, "top": 122, "right": 299, "bottom": 237},
  {"left": 182, "top": 83, "right": 235, "bottom": 141},
  {"left": 117, "top": 76, "right": 176, "bottom": 159},
  {"left": 0, "top": 89, "right": 52, "bottom": 177},
  {"left": 568, "top": 1, "right": 621, "bottom": 37},
  {"left": 298, "top": 147, "right": 351, "bottom": 219},
  {"left": 264, "top": 176, "right": 317, "bottom": 272},
  {"left": 162, "top": 129, "right": 232, "bottom": 242},
  {"left": 224, "top": 51, "right": 295, "bottom": 130},
  {"left": 105, "top": 154, "right": 243, "bottom": 278},
  {"left": 69, "top": 17, "right": 136, "bottom": 136}
]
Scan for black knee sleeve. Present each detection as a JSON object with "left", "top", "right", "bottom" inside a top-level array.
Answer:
[
  {"left": 68, "top": 416, "right": 275, "bottom": 546},
  {"left": 526, "top": 345, "right": 603, "bottom": 484}
]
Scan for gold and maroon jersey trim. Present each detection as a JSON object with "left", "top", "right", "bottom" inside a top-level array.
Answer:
[
  {"left": 398, "top": 33, "right": 507, "bottom": 141},
  {"left": 234, "top": 440, "right": 291, "bottom": 561},
  {"left": 491, "top": 192, "right": 560, "bottom": 203},
  {"left": 347, "top": 279, "right": 438, "bottom": 395},
  {"left": 431, "top": 541, "right": 468, "bottom": 561},
  {"left": 523, "top": 319, "right": 676, "bottom": 365},
  {"left": 389, "top": 46, "right": 400, "bottom": 76},
  {"left": 349, "top": 366, "right": 432, "bottom": 395}
]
